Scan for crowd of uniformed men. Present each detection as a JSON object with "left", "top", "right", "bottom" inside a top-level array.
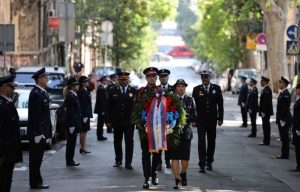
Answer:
[{"left": 0, "top": 66, "right": 300, "bottom": 191}]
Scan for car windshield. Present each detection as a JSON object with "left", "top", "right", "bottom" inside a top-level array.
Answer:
[
  {"left": 15, "top": 73, "right": 64, "bottom": 89},
  {"left": 94, "top": 67, "right": 116, "bottom": 77},
  {"left": 15, "top": 91, "right": 30, "bottom": 108},
  {"left": 238, "top": 70, "right": 257, "bottom": 78}
]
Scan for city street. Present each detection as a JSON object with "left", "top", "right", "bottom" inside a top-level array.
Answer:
[{"left": 11, "top": 61, "right": 300, "bottom": 192}]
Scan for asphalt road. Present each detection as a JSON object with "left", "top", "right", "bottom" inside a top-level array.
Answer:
[{"left": 11, "top": 59, "right": 300, "bottom": 192}]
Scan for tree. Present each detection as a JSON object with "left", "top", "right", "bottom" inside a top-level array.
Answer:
[{"left": 257, "top": 0, "right": 291, "bottom": 92}]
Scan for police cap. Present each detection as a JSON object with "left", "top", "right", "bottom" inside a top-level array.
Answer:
[
  {"left": 143, "top": 67, "right": 158, "bottom": 76},
  {"left": 67, "top": 77, "right": 79, "bottom": 86},
  {"left": 158, "top": 69, "right": 170, "bottom": 76},
  {"left": 200, "top": 70, "right": 211, "bottom": 78},
  {"left": 280, "top": 76, "right": 290, "bottom": 85},
  {"left": 261, "top": 76, "right": 270, "bottom": 82},
  {"left": 117, "top": 72, "right": 130, "bottom": 80},
  {"left": 31, "top": 67, "right": 49, "bottom": 80},
  {"left": 0, "top": 75, "right": 17, "bottom": 88},
  {"left": 79, "top": 76, "right": 89, "bottom": 84},
  {"left": 250, "top": 78, "right": 257, "bottom": 84},
  {"left": 174, "top": 79, "right": 188, "bottom": 87}
]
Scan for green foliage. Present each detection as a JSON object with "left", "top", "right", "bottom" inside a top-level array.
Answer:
[
  {"left": 74, "top": 0, "right": 176, "bottom": 70},
  {"left": 191, "top": 0, "right": 262, "bottom": 72}
]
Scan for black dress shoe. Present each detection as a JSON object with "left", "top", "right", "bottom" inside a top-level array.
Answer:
[
  {"left": 240, "top": 125, "right": 247, "bottom": 128},
  {"left": 125, "top": 164, "right": 133, "bottom": 169},
  {"left": 151, "top": 173, "right": 159, "bottom": 185},
  {"left": 290, "top": 168, "right": 300, "bottom": 172},
  {"left": 30, "top": 184, "right": 49, "bottom": 189},
  {"left": 113, "top": 161, "right": 122, "bottom": 167},
  {"left": 180, "top": 172, "right": 187, "bottom": 186},
  {"left": 97, "top": 136, "right": 107, "bottom": 141},
  {"left": 206, "top": 164, "right": 213, "bottom": 171},
  {"left": 80, "top": 148, "right": 91, "bottom": 154},
  {"left": 173, "top": 178, "right": 180, "bottom": 189},
  {"left": 276, "top": 156, "right": 289, "bottom": 159},
  {"left": 248, "top": 134, "right": 256, "bottom": 138},
  {"left": 67, "top": 161, "right": 80, "bottom": 166},
  {"left": 199, "top": 167, "right": 206, "bottom": 173},
  {"left": 143, "top": 180, "right": 150, "bottom": 189},
  {"left": 165, "top": 161, "right": 171, "bottom": 169}
]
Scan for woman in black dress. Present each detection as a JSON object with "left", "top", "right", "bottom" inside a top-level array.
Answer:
[
  {"left": 292, "top": 83, "right": 300, "bottom": 172},
  {"left": 170, "top": 79, "right": 197, "bottom": 189},
  {"left": 78, "top": 76, "right": 93, "bottom": 154}
]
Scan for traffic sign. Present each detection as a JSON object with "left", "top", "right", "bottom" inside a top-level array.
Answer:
[
  {"left": 286, "top": 41, "right": 299, "bottom": 55},
  {"left": 286, "top": 25, "right": 299, "bottom": 40},
  {"left": 101, "top": 20, "right": 113, "bottom": 33},
  {"left": 256, "top": 33, "right": 266, "bottom": 45}
]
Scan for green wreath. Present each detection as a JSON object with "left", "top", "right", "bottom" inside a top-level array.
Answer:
[{"left": 132, "top": 91, "right": 187, "bottom": 147}]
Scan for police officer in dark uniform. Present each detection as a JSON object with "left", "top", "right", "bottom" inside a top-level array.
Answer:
[
  {"left": 106, "top": 72, "right": 136, "bottom": 169},
  {"left": 94, "top": 76, "right": 109, "bottom": 140},
  {"left": 106, "top": 73, "right": 119, "bottom": 133},
  {"left": 246, "top": 78, "right": 258, "bottom": 138},
  {"left": 259, "top": 76, "right": 273, "bottom": 145},
  {"left": 0, "top": 75, "right": 22, "bottom": 192},
  {"left": 65, "top": 77, "right": 81, "bottom": 166},
  {"left": 78, "top": 76, "right": 93, "bottom": 154},
  {"left": 135, "top": 67, "right": 162, "bottom": 189},
  {"left": 291, "top": 83, "right": 300, "bottom": 171},
  {"left": 238, "top": 76, "right": 248, "bottom": 127},
  {"left": 276, "top": 76, "right": 292, "bottom": 159},
  {"left": 28, "top": 67, "right": 51, "bottom": 189},
  {"left": 158, "top": 69, "right": 173, "bottom": 169},
  {"left": 192, "top": 70, "right": 224, "bottom": 173}
]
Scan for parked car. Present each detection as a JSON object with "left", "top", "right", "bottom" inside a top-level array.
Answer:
[
  {"left": 231, "top": 68, "right": 258, "bottom": 94},
  {"left": 151, "top": 52, "right": 173, "bottom": 62},
  {"left": 13, "top": 88, "right": 59, "bottom": 148},
  {"left": 167, "top": 45, "right": 194, "bottom": 58},
  {"left": 92, "top": 66, "right": 124, "bottom": 78},
  {"left": 14, "top": 66, "right": 67, "bottom": 140}
]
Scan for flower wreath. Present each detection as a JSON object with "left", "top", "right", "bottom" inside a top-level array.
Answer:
[{"left": 132, "top": 87, "right": 186, "bottom": 150}]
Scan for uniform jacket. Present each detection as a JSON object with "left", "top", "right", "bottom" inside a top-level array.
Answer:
[
  {"left": 293, "top": 98, "right": 300, "bottom": 131},
  {"left": 28, "top": 86, "right": 52, "bottom": 140},
  {"left": 65, "top": 91, "right": 82, "bottom": 130},
  {"left": 159, "top": 84, "right": 173, "bottom": 93},
  {"left": 192, "top": 83, "right": 224, "bottom": 122},
  {"left": 106, "top": 86, "right": 136, "bottom": 126},
  {"left": 78, "top": 87, "right": 93, "bottom": 118},
  {"left": 94, "top": 84, "right": 107, "bottom": 115},
  {"left": 0, "top": 96, "right": 22, "bottom": 163},
  {"left": 276, "top": 89, "right": 292, "bottom": 125},
  {"left": 246, "top": 86, "right": 258, "bottom": 113},
  {"left": 134, "top": 85, "right": 157, "bottom": 103},
  {"left": 259, "top": 85, "right": 273, "bottom": 116},
  {"left": 238, "top": 83, "right": 248, "bottom": 106},
  {"left": 181, "top": 95, "right": 197, "bottom": 124}
]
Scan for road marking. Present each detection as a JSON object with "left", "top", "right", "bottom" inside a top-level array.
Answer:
[{"left": 14, "top": 166, "right": 27, "bottom": 171}]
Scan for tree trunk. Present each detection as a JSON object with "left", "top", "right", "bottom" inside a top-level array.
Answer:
[{"left": 257, "top": 0, "right": 290, "bottom": 93}]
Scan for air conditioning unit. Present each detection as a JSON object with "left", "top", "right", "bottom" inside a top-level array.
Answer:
[{"left": 47, "top": 9, "right": 55, "bottom": 18}]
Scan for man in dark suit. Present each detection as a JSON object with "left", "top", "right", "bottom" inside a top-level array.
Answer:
[
  {"left": 246, "top": 78, "right": 258, "bottom": 138},
  {"left": 259, "top": 76, "right": 273, "bottom": 145},
  {"left": 238, "top": 76, "right": 248, "bottom": 127},
  {"left": 192, "top": 70, "right": 224, "bottom": 173},
  {"left": 106, "top": 73, "right": 119, "bottom": 134},
  {"left": 291, "top": 83, "right": 300, "bottom": 172},
  {"left": 106, "top": 72, "right": 136, "bottom": 169},
  {"left": 94, "top": 76, "right": 109, "bottom": 141},
  {"left": 135, "top": 67, "right": 162, "bottom": 189},
  {"left": 0, "top": 75, "right": 22, "bottom": 192},
  {"left": 65, "top": 77, "right": 81, "bottom": 166},
  {"left": 28, "top": 67, "right": 51, "bottom": 189},
  {"left": 276, "top": 76, "right": 292, "bottom": 159},
  {"left": 158, "top": 69, "right": 173, "bottom": 169}
]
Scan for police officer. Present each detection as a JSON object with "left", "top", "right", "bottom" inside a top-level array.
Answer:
[
  {"left": 94, "top": 76, "right": 109, "bottom": 140},
  {"left": 64, "top": 77, "right": 81, "bottom": 166},
  {"left": 238, "top": 76, "right": 248, "bottom": 128},
  {"left": 106, "top": 72, "right": 136, "bottom": 169},
  {"left": 192, "top": 70, "right": 224, "bottom": 173},
  {"left": 0, "top": 75, "right": 22, "bottom": 192},
  {"left": 158, "top": 69, "right": 173, "bottom": 169},
  {"left": 28, "top": 67, "right": 51, "bottom": 189},
  {"left": 78, "top": 76, "right": 93, "bottom": 154},
  {"left": 291, "top": 83, "right": 300, "bottom": 171},
  {"left": 246, "top": 78, "right": 258, "bottom": 138},
  {"left": 135, "top": 67, "right": 162, "bottom": 189},
  {"left": 106, "top": 73, "right": 119, "bottom": 133},
  {"left": 276, "top": 76, "right": 292, "bottom": 159},
  {"left": 259, "top": 76, "right": 273, "bottom": 145}
]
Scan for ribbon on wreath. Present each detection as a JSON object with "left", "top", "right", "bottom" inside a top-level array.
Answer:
[{"left": 146, "top": 95, "right": 168, "bottom": 152}]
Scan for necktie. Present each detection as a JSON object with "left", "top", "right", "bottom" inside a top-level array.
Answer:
[
  {"left": 122, "top": 87, "right": 126, "bottom": 94},
  {"left": 205, "top": 86, "right": 208, "bottom": 93},
  {"left": 162, "top": 86, "right": 166, "bottom": 90},
  {"left": 180, "top": 97, "right": 183, "bottom": 102}
]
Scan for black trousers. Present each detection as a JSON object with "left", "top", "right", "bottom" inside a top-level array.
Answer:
[
  {"left": 0, "top": 163, "right": 15, "bottom": 192},
  {"left": 262, "top": 115, "right": 271, "bottom": 144},
  {"left": 96, "top": 114, "right": 105, "bottom": 139},
  {"left": 66, "top": 130, "right": 78, "bottom": 164},
  {"left": 140, "top": 137, "right": 161, "bottom": 179},
  {"left": 197, "top": 122, "right": 217, "bottom": 167},
  {"left": 295, "top": 135, "right": 300, "bottom": 169},
  {"left": 29, "top": 138, "right": 45, "bottom": 187},
  {"left": 114, "top": 125, "right": 134, "bottom": 165},
  {"left": 278, "top": 124, "right": 290, "bottom": 158},
  {"left": 249, "top": 112, "right": 257, "bottom": 135},
  {"left": 241, "top": 106, "right": 248, "bottom": 126}
]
